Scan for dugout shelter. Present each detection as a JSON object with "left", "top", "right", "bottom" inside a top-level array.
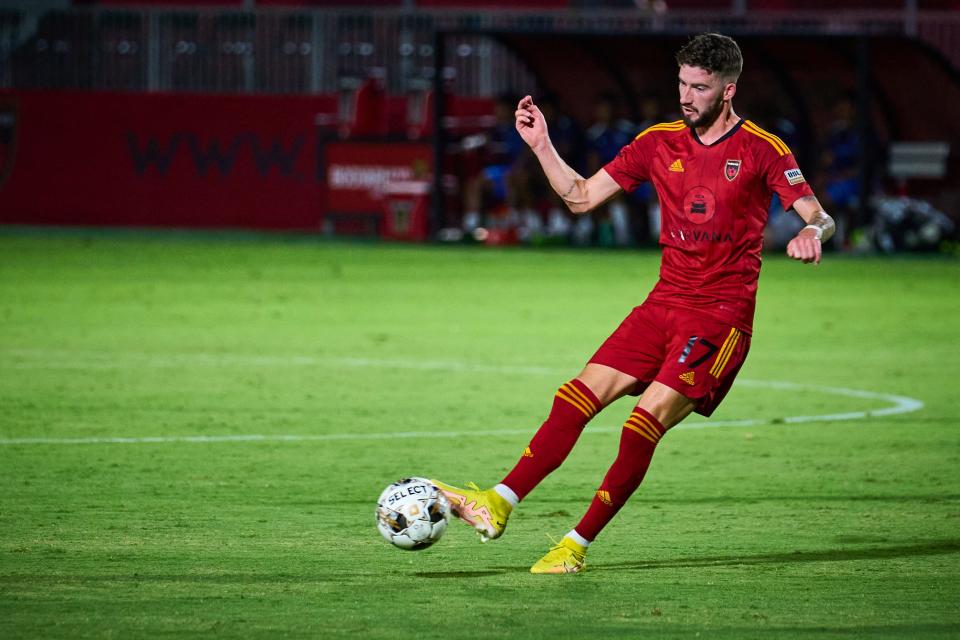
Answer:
[{"left": 430, "top": 27, "right": 960, "bottom": 236}]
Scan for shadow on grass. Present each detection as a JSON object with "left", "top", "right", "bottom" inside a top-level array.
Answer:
[
  {"left": 591, "top": 539, "right": 960, "bottom": 572},
  {"left": 413, "top": 539, "right": 960, "bottom": 577},
  {"left": 5, "top": 541, "right": 955, "bottom": 582},
  {"left": 414, "top": 570, "right": 508, "bottom": 578},
  {"left": 524, "top": 493, "right": 960, "bottom": 507},
  {"left": 611, "top": 623, "right": 960, "bottom": 637}
]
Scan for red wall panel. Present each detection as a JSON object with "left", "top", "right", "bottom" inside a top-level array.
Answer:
[{"left": 0, "top": 90, "right": 339, "bottom": 230}]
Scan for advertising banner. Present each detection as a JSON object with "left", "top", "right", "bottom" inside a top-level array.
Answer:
[
  {"left": 324, "top": 141, "right": 431, "bottom": 215},
  {"left": 0, "top": 90, "right": 434, "bottom": 232}
]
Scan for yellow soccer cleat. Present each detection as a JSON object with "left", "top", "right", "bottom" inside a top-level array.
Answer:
[
  {"left": 530, "top": 536, "right": 588, "bottom": 574},
  {"left": 429, "top": 480, "right": 511, "bottom": 542}
]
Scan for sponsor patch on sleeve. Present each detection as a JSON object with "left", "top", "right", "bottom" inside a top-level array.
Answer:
[{"left": 784, "top": 168, "right": 806, "bottom": 185}]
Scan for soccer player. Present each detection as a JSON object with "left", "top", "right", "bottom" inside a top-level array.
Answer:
[{"left": 433, "top": 33, "right": 834, "bottom": 574}]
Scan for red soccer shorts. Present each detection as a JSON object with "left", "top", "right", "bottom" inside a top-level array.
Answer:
[{"left": 588, "top": 301, "right": 751, "bottom": 417}]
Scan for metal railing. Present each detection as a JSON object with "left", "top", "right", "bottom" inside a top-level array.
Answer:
[
  {"left": 0, "top": 8, "right": 540, "bottom": 95},
  {"left": 1, "top": 7, "right": 959, "bottom": 96}
]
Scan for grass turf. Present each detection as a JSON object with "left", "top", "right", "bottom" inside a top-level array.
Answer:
[{"left": 0, "top": 230, "right": 958, "bottom": 639}]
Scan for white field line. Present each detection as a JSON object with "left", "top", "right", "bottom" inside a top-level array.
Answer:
[
  {"left": 2, "top": 350, "right": 563, "bottom": 376},
  {"left": 0, "top": 350, "right": 924, "bottom": 446}
]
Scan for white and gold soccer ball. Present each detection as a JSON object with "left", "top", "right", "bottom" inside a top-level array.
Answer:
[{"left": 376, "top": 477, "right": 450, "bottom": 550}]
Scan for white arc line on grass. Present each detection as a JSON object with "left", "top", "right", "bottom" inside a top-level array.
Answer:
[{"left": 0, "top": 349, "right": 924, "bottom": 446}]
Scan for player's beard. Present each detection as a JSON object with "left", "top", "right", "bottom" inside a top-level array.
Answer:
[{"left": 681, "top": 93, "right": 725, "bottom": 129}]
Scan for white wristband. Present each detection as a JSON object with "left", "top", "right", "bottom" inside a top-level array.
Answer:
[{"left": 803, "top": 225, "right": 823, "bottom": 240}]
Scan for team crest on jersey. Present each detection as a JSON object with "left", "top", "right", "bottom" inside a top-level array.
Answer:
[
  {"left": 724, "top": 159, "right": 741, "bottom": 181},
  {"left": 784, "top": 168, "right": 806, "bottom": 185}
]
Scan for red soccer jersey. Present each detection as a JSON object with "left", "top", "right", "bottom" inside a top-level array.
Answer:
[{"left": 604, "top": 118, "right": 814, "bottom": 334}]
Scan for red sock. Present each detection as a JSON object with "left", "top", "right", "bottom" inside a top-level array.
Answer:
[
  {"left": 500, "top": 379, "right": 602, "bottom": 501},
  {"left": 574, "top": 407, "right": 665, "bottom": 542}
]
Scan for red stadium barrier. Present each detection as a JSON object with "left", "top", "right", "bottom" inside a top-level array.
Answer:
[
  {"left": 0, "top": 90, "right": 333, "bottom": 229},
  {"left": 0, "top": 90, "right": 432, "bottom": 234}
]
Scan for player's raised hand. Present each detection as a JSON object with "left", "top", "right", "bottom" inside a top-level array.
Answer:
[
  {"left": 786, "top": 228, "right": 822, "bottom": 264},
  {"left": 515, "top": 95, "right": 549, "bottom": 152}
]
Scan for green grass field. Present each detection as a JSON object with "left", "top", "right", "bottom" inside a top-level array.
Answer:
[{"left": 1, "top": 229, "right": 958, "bottom": 639}]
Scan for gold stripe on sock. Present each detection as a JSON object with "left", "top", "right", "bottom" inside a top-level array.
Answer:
[
  {"left": 556, "top": 388, "right": 592, "bottom": 418},
  {"left": 625, "top": 416, "right": 658, "bottom": 441},
  {"left": 564, "top": 383, "right": 599, "bottom": 415},
  {"left": 623, "top": 421, "right": 659, "bottom": 444},
  {"left": 629, "top": 413, "right": 663, "bottom": 443}
]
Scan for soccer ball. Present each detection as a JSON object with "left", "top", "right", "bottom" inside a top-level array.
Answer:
[{"left": 376, "top": 477, "right": 450, "bottom": 550}]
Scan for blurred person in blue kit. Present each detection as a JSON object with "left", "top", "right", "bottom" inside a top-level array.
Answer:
[
  {"left": 584, "top": 93, "right": 669, "bottom": 246},
  {"left": 461, "top": 94, "right": 530, "bottom": 235},
  {"left": 817, "top": 95, "right": 861, "bottom": 244},
  {"left": 530, "top": 94, "right": 586, "bottom": 242},
  {"left": 583, "top": 93, "right": 635, "bottom": 246}
]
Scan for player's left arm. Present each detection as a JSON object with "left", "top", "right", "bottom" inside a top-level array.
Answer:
[{"left": 786, "top": 195, "right": 835, "bottom": 265}]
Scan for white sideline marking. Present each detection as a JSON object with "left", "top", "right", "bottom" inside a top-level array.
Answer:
[
  {"left": 0, "top": 350, "right": 925, "bottom": 446},
  {"left": 3, "top": 350, "right": 562, "bottom": 376}
]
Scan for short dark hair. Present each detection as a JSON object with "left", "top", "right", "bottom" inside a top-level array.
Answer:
[{"left": 676, "top": 33, "right": 743, "bottom": 82}]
